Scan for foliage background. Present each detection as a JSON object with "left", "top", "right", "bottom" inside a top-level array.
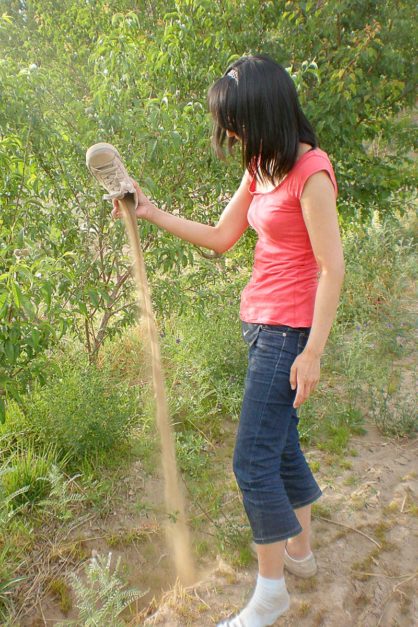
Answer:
[{"left": 0, "top": 0, "right": 416, "bottom": 415}]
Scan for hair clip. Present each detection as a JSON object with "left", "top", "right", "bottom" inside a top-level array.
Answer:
[{"left": 226, "top": 68, "right": 239, "bottom": 84}]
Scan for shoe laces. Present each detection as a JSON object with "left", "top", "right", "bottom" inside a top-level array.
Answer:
[{"left": 90, "top": 158, "right": 135, "bottom": 200}]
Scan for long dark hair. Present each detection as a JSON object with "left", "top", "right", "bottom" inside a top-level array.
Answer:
[{"left": 207, "top": 54, "right": 317, "bottom": 185}]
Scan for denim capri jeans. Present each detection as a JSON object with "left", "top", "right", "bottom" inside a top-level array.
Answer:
[{"left": 233, "top": 321, "right": 323, "bottom": 544}]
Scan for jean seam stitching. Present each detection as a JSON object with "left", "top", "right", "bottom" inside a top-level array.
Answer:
[
  {"left": 253, "top": 523, "right": 303, "bottom": 543},
  {"left": 291, "top": 491, "right": 322, "bottom": 509}
]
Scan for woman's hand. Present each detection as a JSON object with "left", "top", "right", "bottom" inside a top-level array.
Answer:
[
  {"left": 289, "top": 350, "right": 321, "bottom": 408},
  {"left": 111, "top": 178, "right": 155, "bottom": 221}
]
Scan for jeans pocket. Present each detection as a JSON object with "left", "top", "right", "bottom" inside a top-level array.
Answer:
[{"left": 241, "top": 322, "right": 262, "bottom": 348}]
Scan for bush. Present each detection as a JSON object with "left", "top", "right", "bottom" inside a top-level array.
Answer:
[
  {"left": 338, "top": 212, "right": 416, "bottom": 325},
  {"left": 161, "top": 305, "right": 247, "bottom": 437},
  {"left": 25, "top": 358, "right": 138, "bottom": 464},
  {"left": 368, "top": 384, "right": 418, "bottom": 438}
]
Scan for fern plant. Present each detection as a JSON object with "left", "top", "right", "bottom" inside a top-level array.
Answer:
[
  {"left": 58, "top": 552, "right": 146, "bottom": 626},
  {"left": 38, "top": 466, "right": 85, "bottom": 521}
]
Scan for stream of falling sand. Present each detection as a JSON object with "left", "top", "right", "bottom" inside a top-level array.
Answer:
[{"left": 117, "top": 192, "right": 196, "bottom": 586}]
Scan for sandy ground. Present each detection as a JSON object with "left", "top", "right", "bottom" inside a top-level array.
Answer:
[
  {"left": 23, "top": 415, "right": 418, "bottom": 626},
  {"left": 142, "top": 421, "right": 418, "bottom": 627}
]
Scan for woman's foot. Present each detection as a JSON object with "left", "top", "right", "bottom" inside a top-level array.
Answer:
[
  {"left": 285, "top": 538, "right": 312, "bottom": 560},
  {"left": 217, "top": 574, "right": 290, "bottom": 627},
  {"left": 250, "top": 540, "right": 317, "bottom": 578},
  {"left": 284, "top": 540, "right": 317, "bottom": 578}
]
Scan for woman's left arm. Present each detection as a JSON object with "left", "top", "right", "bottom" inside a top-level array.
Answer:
[{"left": 290, "top": 170, "right": 345, "bottom": 408}]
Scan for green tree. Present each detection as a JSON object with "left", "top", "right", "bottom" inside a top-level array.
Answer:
[{"left": 0, "top": 1, "right": 415, "bottom": 419}]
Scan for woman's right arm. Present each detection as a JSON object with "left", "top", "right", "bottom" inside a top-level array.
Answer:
[{"left": 113, "top": 170, "right": 253, "bottom": 254}]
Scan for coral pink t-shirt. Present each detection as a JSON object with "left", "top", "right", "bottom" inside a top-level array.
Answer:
[{"left": 240, "top": 147, "right": 338, "bottom": 327}]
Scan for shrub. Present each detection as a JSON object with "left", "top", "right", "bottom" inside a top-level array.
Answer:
[
  {"left": 25, "top": 358, "right": 138, "bottom": 464},
  {"left": 368, "top": 384, "right": 418, "bottom": 438},
  {"left": 338, "top": 214, "right": 415, "bottom": 324},
  {"left": 161, "top": 306, "right": 247, "bottom": 433}
]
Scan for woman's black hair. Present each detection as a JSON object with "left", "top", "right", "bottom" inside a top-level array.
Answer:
[{"left": 207, "top": 54, "right": 317, "bottom": 185}]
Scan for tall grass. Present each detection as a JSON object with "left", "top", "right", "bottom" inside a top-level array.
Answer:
[{"left": 1, "top": 443, "right": 58, "bottom": 511}]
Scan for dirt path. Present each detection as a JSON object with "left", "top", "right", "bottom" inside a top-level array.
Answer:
[{"left": 142, "top": 421, "right": 418, "bottom": 626}]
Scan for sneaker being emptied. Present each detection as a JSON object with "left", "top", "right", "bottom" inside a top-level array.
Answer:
[{"left": 86, "top": 142, "right": 138, "bottom": 207}]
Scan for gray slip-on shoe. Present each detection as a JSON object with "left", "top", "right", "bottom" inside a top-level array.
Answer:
[
  {"left": 284, "top": 546, "right": 317, "bottom": 578},
  {"left": 250, "top": 541, "right": 317, "bottom": 578}
]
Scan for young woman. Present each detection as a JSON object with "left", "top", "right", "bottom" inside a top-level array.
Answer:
[{"left": 113, "top": 54, "right": 345, "bottom": 627}]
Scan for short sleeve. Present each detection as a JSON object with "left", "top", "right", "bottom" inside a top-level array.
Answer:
[{"left": 290, "top": 152, "right": 338, "bottom": 200}]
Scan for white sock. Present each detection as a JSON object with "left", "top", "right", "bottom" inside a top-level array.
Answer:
[{"left": 218, "top": 574, "right": 290, "bottom": 627}]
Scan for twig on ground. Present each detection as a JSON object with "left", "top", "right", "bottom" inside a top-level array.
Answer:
[
  {"left": 193, "top": 589, "right": 211, "bottom": 610},
  {"left": 183, "top": 415, "right": 217, "bottom": 450},
  {"left": 313, "top": 515, "right": 381, "bottom": 548},
  {"left": 64, "top": 513, "right": 95, "bottom": 538},
  {"left": 191, "top": 495, "right": 239, "bottom": 521},
  {"left": 351, "top": 570, "right": 416, "bottom": 579},
  {"left": 376, "top": 572, "right": 418, "bottom": 626},
  {"left": 38, "top": 598, "right": 47, "bottom": 625},
  {"left": 156, "top": 553, "right": 168, "bottom": 566},
  {"left": 12, "top": 522, "right": 83, "bottom": 621}
]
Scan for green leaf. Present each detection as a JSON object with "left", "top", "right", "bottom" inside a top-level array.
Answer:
[
  {"left": 171, "top": 131, "right": 182, "bottom": 149},
  {"left": 0, "top": 291, "right": 8, "bottom": 316},
  {"left": 17, "top": 266, "right": 34, "bottom": 283},
  {"left": 4, "top": 341, "right": 16, "bottom": 364},
  {"left": 11, "top": 282, "right": 22, "bottom": 307},
  {"left": 21, "top": 295, "right": 36, "bottom": 318},
  {"left": 78, "top": 302, "right": 88, "bottom": 316},
  {"left": 88, "top": 288, "right": 100, "bottom": 308},
  {"left": 41, "top": 281, "right": 52, "bottom": 307},
  {"left": 31, "top": 329, "right": 41, "bottom": 350},
  {"left": 7, "top": 384, "right": 21, "bottom": 404}
]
